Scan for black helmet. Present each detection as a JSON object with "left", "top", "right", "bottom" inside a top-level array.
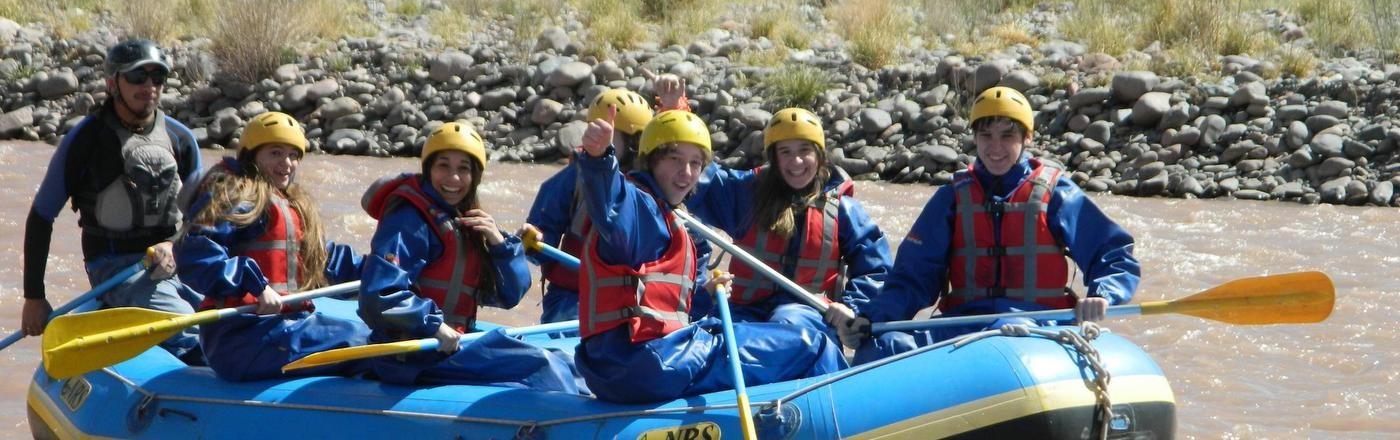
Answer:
[{"left": 105, "top": 39, "right": 170, "bottom": 75}]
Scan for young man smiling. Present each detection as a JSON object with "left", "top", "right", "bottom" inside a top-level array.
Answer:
[
  {"left": 828, "top": 86, "right": 1141, "bottom": 364},
  {"left": 21, "top": 39, "right": 204, "bottom": 362}
]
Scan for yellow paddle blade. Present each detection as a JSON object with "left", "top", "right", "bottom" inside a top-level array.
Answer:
[
  {"left": 1140, "top": 271, "right": 1334, "bottom": 325},
  {"left": 42, "top": 307, "right": 219, "bottom": 379},
  {"left": 282, "top": 339, "right": 427, "bottom": 372}
]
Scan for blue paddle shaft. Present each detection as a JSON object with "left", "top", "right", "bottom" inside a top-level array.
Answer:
[
  {"left": 0, "top": 262, "right": 145, "bottom": 351},
  {"left": 870, "top": 304, "right": 1145, "bottom": 333},
  {"left": 538, "top": 245, "right": 580, "bottom": 271},
  {"left": 714, "top": 285, "right": 751, "bottom": 399}
]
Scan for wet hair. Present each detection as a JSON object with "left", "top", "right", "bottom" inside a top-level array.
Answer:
[
  {"left": 188, "top": 148, "right": 329, "bottom": 290},
  {"left": 750, "top": 141, "right": 830, "bottom": 238}
]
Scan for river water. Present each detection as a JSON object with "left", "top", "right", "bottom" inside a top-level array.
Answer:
[{"left": 0, "top": 141, "right": 1394, "bottom": 438}]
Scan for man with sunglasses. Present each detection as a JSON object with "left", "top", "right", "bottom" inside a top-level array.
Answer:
[{"left": 21, "top": 38, "right": 204, "bottom": 363}]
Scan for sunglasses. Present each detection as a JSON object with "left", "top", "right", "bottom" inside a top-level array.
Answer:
[{"left": 121, "top": 68, "right": 168, "bottom": 86}]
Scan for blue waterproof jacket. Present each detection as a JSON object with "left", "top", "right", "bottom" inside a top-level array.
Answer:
[
  {"left": 689, "top": 164, "right": 892, "bottom": 316},
  {"left": 573, "top": 147, "right": 846, "bottom": 403},
  {"left": 525, "top": 164, "right": 584, "bottom": 323},
  {"left": 358, "top": 174, "right": 579, "bottom": 392},
  {"left": 176, "top": 158, "right": 367, "bottom": 381},
  {"left": 863, "top": 154, "right": 1140, "bottom": 324}
]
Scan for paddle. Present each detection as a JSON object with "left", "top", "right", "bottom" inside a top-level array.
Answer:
[
  {"left": 281, "top": 319, "right": 580, "bottom": 372},
  {"left": 710, "top": 270, "right": 758, "bottom": 440},
  {"left": 521, "top": 227, "right": 580, "bottom": 271},
  {"left": 0, "top": 261, "right": 146, "bottom": 351},
  {"left": 42, "top": 281, "right": 361, "bottom": 379},
  {"left": 671, "top": 209, "right": 832, "bottom": 314},
  {"left": 870, "top": 271, "right": 1335, "bottom": 334}
]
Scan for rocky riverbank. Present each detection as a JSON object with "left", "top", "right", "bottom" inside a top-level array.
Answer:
[{"left": 0, "top": 2, "right": 1397, "bottom": 206}]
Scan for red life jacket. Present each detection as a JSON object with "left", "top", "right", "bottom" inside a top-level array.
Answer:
[
  {"left": 730, "top": 168, "right": 851, "bottom": 305},
  {"left": 578, "top": 184, "right": 695, "bottom": 343},
  {"left": 540, "top": 180, "right": 588, "bottom": 292},
  {"left": 364, "top": 175, "right": 486, "bottom": 332},
  {"left": 944, "top": 159, "right": 1074, "bottom": 312},
  {"left": 198, "top": 162, "right": 312, "bottom": 312}
]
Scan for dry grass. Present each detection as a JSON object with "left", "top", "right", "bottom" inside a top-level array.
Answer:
[
  {"left": 751, "top": 7, "right": 811, "bottom": 50},
  {"left": 828, "top": 0, "right": 909, "bottom": 68},
  {"left": 209, "top": 0, "right": 316, "bottom": 83},
  {"left": 574, "top": 0, "right": 647, "bottom": 59},
  {"left": 759, "top": 64, "right": 834, "bottom": 109},
  {"left": 1275, "top": 43, "right": 1318, "bottom": 77},
  {"left": 0, "top": 0, "right": 103, "bottom": 40},
  {"left": 1063, "top": 1, "right": 1137, "bottom": 55}
]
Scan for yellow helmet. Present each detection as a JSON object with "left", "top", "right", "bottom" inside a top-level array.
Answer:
[
  {"left": 639, "top": 110, "right": 711, "bottom": 157},
  {"left": 588, "top": 88, "right": 653, "bottom": 135},
  {"left": 763, "top": 108, "right": 825, "bottom": 150},
  {"left": 240, "top": 112, "right": 307, "bottom": 153},
  {"left": 969, "top": 86, "right": 1034, "bottom": 132},
  {"left": 422, "top": 122, "right": 487, "bottom": 170}
]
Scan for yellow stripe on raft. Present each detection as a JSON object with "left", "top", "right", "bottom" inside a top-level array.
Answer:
[
  {"left": 27, "top": 381, "right": 117, "bottom": 440},
  {"left": 848, "top": 374, "right": 1174, "bottom": 439}
]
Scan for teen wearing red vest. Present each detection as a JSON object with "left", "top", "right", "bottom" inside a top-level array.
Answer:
[
  {"left": 827, "top": 87, "right": 1141, "bottom": 364},
  {"left": 574, "top": 109, "right": 846, "bottom": 403},
  {"left": 358, "top": 122, "right": 579, "bottom": 391},
  {"left": 177, "top": 112, "right": 368, "bottom": 381},
  {"left": 687, "top": 108, "right": 892, "bottom": 342},
  {"left": 521, "top": 77, "right": 691, "bottom": 324}
]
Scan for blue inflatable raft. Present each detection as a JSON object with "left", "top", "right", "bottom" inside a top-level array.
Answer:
[{"left": 29, "top": 298, "right": 1174, "bottom": 439}]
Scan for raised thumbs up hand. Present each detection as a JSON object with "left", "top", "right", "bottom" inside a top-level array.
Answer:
[{"left": 580, "top": 104, "right": 616, "bottom": 158}]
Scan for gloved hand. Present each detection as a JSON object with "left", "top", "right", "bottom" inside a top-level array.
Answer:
[{"left": 1075, "top": 296, "right": 1109, "bottom": 323}]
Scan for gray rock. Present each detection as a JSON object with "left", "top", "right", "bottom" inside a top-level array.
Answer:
[
  {"left": 1132, "top": 92, "right": 1171, "bottom": 127},
  {"left": 531, "top": 99, "right": 564, "bottom": 126},
  {"left": 1304, "top": 115, "right": 1340, "bottom": 134},
  {"left": 38, "top": 72, "right": 79, "bottom": 98},
  {"left": 1342, "top": 139, "right": 1374, "bottom": 158},
  {"left": 429, "top": 51, "right": 474, "bottom": 82},
  {"left": 1079, "top": 138, "right": 1105, "bottom": 154},
  {"left": 1370, "top": 181, "right": 1394, "bottom": 206},
  {"left": 549, "top": 61, "right": 593, "bottom": 87},
  {"left": 480, "top": 88, "right": 517, "bottom": 111},
  {"left": 281, "top": 83, "right": 311, "bottom": 111},
  {"left": 0, "top": 105, "right": 33, "bottom": 137},
  {"left": 330, "top": 113, "right": 366, "bottom": 131},
  {"left": 1309, "top": 133, "right": 1344, "bottom": 158},
  {"left": 1319, "top": 176, "right": 1352, "bottom": 204},
  {"left": 974, "top": 60, "right": 1013, "bottom": 93},
  {"left": 1165, "top": 126, "right": 1201, "bottom": 146},
  {"left": 1286, "top": 120, "right": 1310, "bottom": 149},
  {"left": 208, "top": 109, "right": 243, "bottom": 142},
  {"left": 1313, "top": 100, "right": 1348, "bottom": 119},
  {"left": 306, "top": 79, "right": 340, "bottom": 102},
  {"left": 237, "top": 101, "right": 267, "bottom": 120},
  {"left": 593, "top": 60, "right": 625, "bottom": 83},
  {"left": 1228, "top": 81, "right": 1267, "bottom": 107},
  {"left": 535, "top": 26, "right": 570, "bottom": 53},
  {"left": 1068, "top": 114, "right": 1091, "bottom": 132},
  {"left": 1233, "top": 189, "right": 1270, "bottom": 200},
  {"left": 1111, "top": 71, "right": 1158, "bottom": 103},
  {"left": 1000, "top": 70, "right": 1039, "bottom": 92},
  {"left": 1357, "top": 124, "right": 1387, "bottom": 142},
  {"left": 1085, "top": 121, "right": 1113, "bottom": 144},
  {"left": 1278, "top": 104, "right": 1308, "bottom": 121},
  {"left": 733, "top": 107, "right": 773, "bottom": 130},
  {"left": 1287, "top": 149, "right": 1314, "bottom": 168},
  {"left": 1068, "top": 87, "right": 1110, "bottom": 108},
  {"left": 1315, "top": 157, "right": 1355, "bottom": 178},
  {"left": 1174, "top": 174, "right": 1204, "bottom": 197},
  {"left": 1270, "top": 181, "right": 1305, "bottom": 199},
  {"left": 273, "top": 64, "right": 299, "bottom": 83},
  {"left": 369, "top": 87, "right": 407, "bottom": 115},
  {"left": 1198, "top": 115, "right": 1227, "bottom": 148},
  {"left": 319, "top": 96, "right": 362, "bottom": 122},
  {"left": 326, "top": 128, "right": 368, "bottom": 155},
  {"left": 857, "top": 108, "right": 893, "bottom": 134},
  {"left": 557, "top": 120, "right": 588, "bottom": 152},
  {"left": 1138, "top": 171, "right": 1168, "bottom": 195},
  {"left": 918, "top": 144, "right": 960, "bottom": 164}
]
